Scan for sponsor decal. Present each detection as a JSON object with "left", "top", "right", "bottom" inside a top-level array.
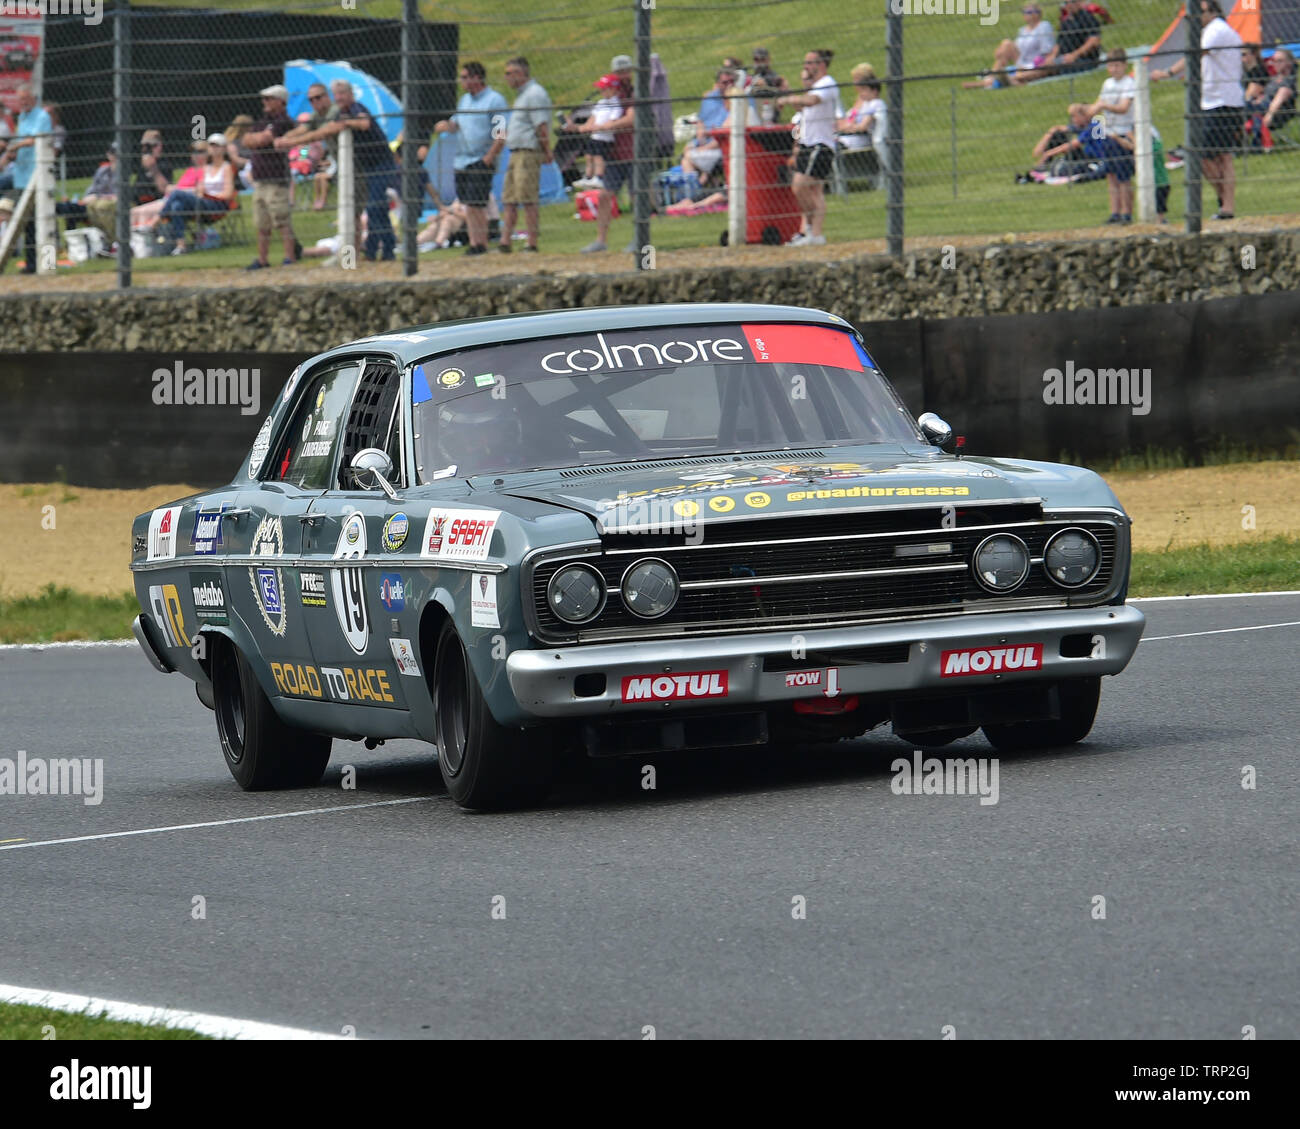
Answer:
[
  {"left": 709, "top": 496, "right": 735, "bottom": 513},
  {"left": 744, "top": 491, "right": 770, "bottom": 509},
  {"left": 316, "top": 387, "right": 325, "bottom": 411},
  {"left": 784, "top": 669, "right": 822, "bottom": 688},
  {"left": 473, "top": 372, "right": 495, "bottom": 388},
  {"left": 190, "top": 571, "right": 228, "bottom": 625},
  {"left": 269, "top": 661, "right": 399, "bottom": 705},
  {"left": 146, "top": 506, "right": 182, "bottom": 562},
  {"left": 389, "top": 637, "right": 421, "bottom": 677},
  {"left": 299, "top": 570, "right": 328, "bottom": 608},
  {"left": 147, "top": 583, "right": 190, "bottom": 648},
  {"left": 382, "top": 512, "right": 409, "bottom": 552},
  {"left": 332, "top": 513, "right": 369, "bottom": 656},
  {"left": 787, "top": 485, "right": 972, "bottom": 501},
  {"left": 540, "top": 329, "right": 748, "bottom": 377},
  {"left": 247, "top": 515, "right": 286, "bottom": 637},
  {"left": 281, "top": 364, "right": 302, "bottom": 404},
  {"left": 189, "top": 505, "right": 228, "bottom": 555},
  {"left": 741, "top": 323, "right": 865, "bottom": 371},
  {"left": 379, "top": 573, "right": 406, "bottom": 612},
  {"left": 470, "top": 573, "right": 499, "bottom": 629},
  {"left": 438, "top": 367, "right": 465, "bottom": 389},
  {"left": 672, "top": 500, "right": 699, "bottom": 519},
  {"left": 421, "top": 508, "right": 500, "bottom": 562},
  {"left": 940, "top": 644, "right": 1044, "bottom": 678},
  {"left": 621, "top": 670, "right": 729, "bottom": 703},
  {"left": 248, "top": 414, "right": 273, "bottom": 478},
  {"left": 132, "top": 533, "right": 147, "bottom": 556}
]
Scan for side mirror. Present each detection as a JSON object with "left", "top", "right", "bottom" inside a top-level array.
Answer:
[
  {"left": 351, "top": 448, "right": 399, "bottom": 501},
  {"left": 916, "top": 412, "right": 954, "bottom": 449}
]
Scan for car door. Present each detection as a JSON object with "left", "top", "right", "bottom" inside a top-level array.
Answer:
[
  {"left": 230, "top": 359, "right": 365, "bottom": 674},
  {"left": 299, "top": 356, "right": 412, "bottom": 713}
]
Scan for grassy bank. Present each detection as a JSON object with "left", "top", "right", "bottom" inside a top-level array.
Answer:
[
  {"left": 3, "top": 540, "right": 1295, "bottom": 644},
  {"left": 0, "top": 1001, "right": 210, "bottom": 1040}
]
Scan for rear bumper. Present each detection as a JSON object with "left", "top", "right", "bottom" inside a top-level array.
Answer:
[
  {"left": 132, "top": 613, "right": 175, "bottom": 675},
  {"left": 505, "top": 604, "right": 1145, "bottom": 720}
]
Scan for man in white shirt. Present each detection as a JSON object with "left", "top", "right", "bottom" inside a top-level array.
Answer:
[
  {"left": 776, "top": 48, "right": 839, "bottom": 246},
  {"left": 1152, "top": 0, "right": 1244, "bottom": 219}
]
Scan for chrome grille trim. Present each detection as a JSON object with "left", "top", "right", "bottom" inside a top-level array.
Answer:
[{"left": 678, "top": 563, "right": 967, "bottom": 591}]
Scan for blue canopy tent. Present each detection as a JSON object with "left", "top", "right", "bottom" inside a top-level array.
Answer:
[
  {"left": 423, "top": 134, "right": 569, "bottom": 215},
  {"left": 283, "top": 60, "right": 405, "bottom": 143}
]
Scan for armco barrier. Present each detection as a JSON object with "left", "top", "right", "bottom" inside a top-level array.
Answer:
[{"left": 1, "top": 292, "right": 1296, "bottom": 488}]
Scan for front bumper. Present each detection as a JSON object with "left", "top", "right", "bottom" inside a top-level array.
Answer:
[{"left": 505, "top": 604, "right": 1145, "bottom": 719}]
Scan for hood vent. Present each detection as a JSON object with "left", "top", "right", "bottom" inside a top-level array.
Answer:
[{"left": 557, "top": 449, "right": 829, "bottom": 479}]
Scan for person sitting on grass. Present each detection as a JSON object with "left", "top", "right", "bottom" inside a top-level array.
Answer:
[
  {"left": 1042, "top": 0, "right": 1103, "bottom": 77},
  {"left": 965, "top": 5, "right": 1056, "bottom": 89},
  {"left": 1035, "top": 102, "right": 1113, "bottom": 188}
]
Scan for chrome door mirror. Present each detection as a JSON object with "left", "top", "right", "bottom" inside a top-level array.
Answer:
[
  {"left": 917, "top": 412, "right": 953, "bottom": 448},
  {"left": 351, "top": 448, "right": 399, "bottom": 501}
]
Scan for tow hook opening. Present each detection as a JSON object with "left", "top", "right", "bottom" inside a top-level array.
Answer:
[{"left": 792, "top": 695, "right": 861, "bottom": 716}]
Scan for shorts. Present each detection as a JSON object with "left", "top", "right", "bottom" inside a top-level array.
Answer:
[
  {"left": 454, "top": 161, "right": 494, "bottom": 208},
  {"left": 1102, "top": 135, "right": 1134, "bottom": 182},
  {"left": 1155, "top": 183, "right": 1170, "bottom": 215},
  {"left": 502, "top": 149, "right": 541, "bottom": 205},
  {"left": 602, "top": 159, "right": 632, "bottom": 194},
  {"left": 586, "top": 139, "right": 613, "bottom": 160},
  {"left": 253, "top": 182, "right": 291, "bottom": 232},
  {"left": 794, "top": 143, "right": 834, "bottom": 181},
  {"left": 1196, "top": 105, "right": 1244, "bottom": 155}
]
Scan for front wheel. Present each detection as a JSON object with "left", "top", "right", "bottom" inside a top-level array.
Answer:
[
  {"left": 433, "top": 622, "right": 553, "bottom": 810},
  {"left": 982, "top": 677, "right": 1101, "bottom": 753},
  {"left": 211, "top": 638, "right": 332, "bottom": 789}
]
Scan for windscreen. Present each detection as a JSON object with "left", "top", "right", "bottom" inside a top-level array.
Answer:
[{"left": 411, "top": 322, "right": 920, "bottom": 481}]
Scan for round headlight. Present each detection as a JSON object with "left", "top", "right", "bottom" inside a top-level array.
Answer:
[
  {"left": 621, "top": 558, "right": 679, "bottom": 619},
  {"left": 972, "top": 534, "right": 1030, "bottom": 593},
  {"left": 1043, "top": 528, "right": 1101, "bottom": 588},
  {"left": 547, "top": 564, "right": 606, "bottom": 624}
]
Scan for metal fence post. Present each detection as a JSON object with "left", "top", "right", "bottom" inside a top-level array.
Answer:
[
  {"left": 337, "top": 129, "right": 356, "bottom": 268},
  {"left": 1133, "top": 57, "right": 1154, "bottom": 224},
  {"left": 885, "top": 0, "right": 903, "bottom": 258},
  {"left": 401, "top": 0, "right": 418, "bottom": 277},
  {"left": 114, "top": 0, "right": 131, "bottom": 289},
  {"left": 35, "top": 135, "right": 56, "bottom": 275},
  {"left": 633, "top": 0, "right": 652, "bottom": 269},
  {"left": 726, "top": 70, "right": 746, "bottom": 248},
  {"left": 1184, "top": 2, "right": 1201, "bottom": 234}
]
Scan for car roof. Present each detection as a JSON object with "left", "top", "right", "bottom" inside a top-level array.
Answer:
[{"left": 308, "top": 302, "right": 853, "bottom": 368}]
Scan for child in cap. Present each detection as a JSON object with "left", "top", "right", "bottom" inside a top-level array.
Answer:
[{"left": 573, "top": 74, "right": 621, "bottom": 189}]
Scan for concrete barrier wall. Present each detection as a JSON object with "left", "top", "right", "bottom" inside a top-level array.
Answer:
[{"left": 2, "top": 292, "right": 1296, "bottom": 488}]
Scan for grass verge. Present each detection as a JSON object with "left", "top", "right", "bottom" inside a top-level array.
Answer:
[
  {"left": 3, "top": 540, "right": 1296, "bottom": 643},
  {"left": 0, "top": 1001, "right": 211, "bottom": 1040}
]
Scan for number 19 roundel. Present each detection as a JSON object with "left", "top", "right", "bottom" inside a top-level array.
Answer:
[{"left": 332, "top": 512, "right": 370, "bottom": 655}]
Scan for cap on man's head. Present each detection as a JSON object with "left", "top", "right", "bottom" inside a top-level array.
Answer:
[
  {"left": 610, "top": 53, "right": 633, "bottom": 71},
  {"left": 259, "top": 84, "right": 289, "bottom": 101},
  {"left": 753, "top": 46, "right": 770, "bottom": 59},
  {"left": 207, "top": 132, "right": 227, "bottom": 146}
]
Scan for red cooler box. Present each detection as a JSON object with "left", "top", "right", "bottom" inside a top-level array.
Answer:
[{"left": 710, "top": 124, "right": 801, "bottom": 246}]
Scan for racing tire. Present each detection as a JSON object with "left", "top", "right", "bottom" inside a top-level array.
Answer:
[
  {"left": 211, "top": 638, "right": 332, "bottom": 790},
  {"left": 433, "top": 621, "right": 553, "bottom": 810},
  {"left": 981, "top": 677, "right": 1101, "bottom": 753},
  {"left": 894, "top": 725, "right": 978, "bottom": 748}
]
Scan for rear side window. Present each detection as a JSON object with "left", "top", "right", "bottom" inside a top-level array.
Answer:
[{"left": 272, "top": 363, "right": 360, "bottom": 489}]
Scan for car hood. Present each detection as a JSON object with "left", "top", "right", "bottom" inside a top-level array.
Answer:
[{"left": 486, "top": 448, "right": 1115, "bottom": 524}]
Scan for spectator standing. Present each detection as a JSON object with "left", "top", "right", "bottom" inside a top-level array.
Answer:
[
  {"left": 573, "top": 74, "right": 622, "bottom": 189},
  {"left": 1152, "top": 0, "right": 1243, "bottom": 220},
  {"left": 435, "top": 61, "right": 508, "bottom": 256},
  {"left": 330, "top": 79, "right": 398, "bottom": 262},
  {"left": 497, "top": 57, "right": 552, "bottom": 254},
  {"left": 1045, "top": 0, "right": 1102, "bottom": 76},
  {"left": 776, "top": 48, "right": 839, "bottom": 246},
  {"left": 1090, "top": 47, "right": 1137, "bottom": 222},
  {"left": 697, "top": 68, "right": 732, "bottom": 131},
  {"left": 0, "top": 84, "right": 52, "bottom": 273},
  {"left": 577, "top": 73, "right": 635, "bottom": 253},
  {"left": 242, "top": 83, "right": 298, "bottom": 269}
]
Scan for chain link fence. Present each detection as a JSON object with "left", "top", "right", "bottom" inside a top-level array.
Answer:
[{"left": 10, "top": 0, "right": 1300, "bottom": 285}]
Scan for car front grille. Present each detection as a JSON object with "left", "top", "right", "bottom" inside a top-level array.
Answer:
[{"left": 527, "top": 502, "right": 1125, "bottom": 643}]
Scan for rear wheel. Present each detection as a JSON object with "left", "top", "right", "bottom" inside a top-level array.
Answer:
[
  {"left": 211, "top": 639, "right": 332, "bottom": 789},
  {"left": 434, "top": 622, "right": 553, "bottom": 810},
  {"left": 982, "top": 677, "right": 1101, "bottom": 753}
]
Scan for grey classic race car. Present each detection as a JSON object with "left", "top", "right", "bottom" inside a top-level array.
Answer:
[{"left": 130, "top": 303, "right": 1146, "bottom": 809}]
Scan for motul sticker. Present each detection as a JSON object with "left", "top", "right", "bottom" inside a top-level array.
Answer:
[
  {"left": 621, "top": 671, "right": 729, "bottom": 702},
  {"left": 940, "top": 644, "right": 1043, "bottom": 677}
]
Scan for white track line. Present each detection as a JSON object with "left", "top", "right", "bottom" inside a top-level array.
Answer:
[
  {"left": 0, "top": 983, "right": 343, "bottom": 1040},
  {"left": 0, "top": 639, "right": 136, "bottom": 652},
  {"left": 0, "top": 796, "right": 435, "bottom": 852},
  {"left": 1131, "top": 590, "right": 1300, "bottom": 603},
  {"left": 1141, "top": 620, "right": 1300, "bottom": 642}
]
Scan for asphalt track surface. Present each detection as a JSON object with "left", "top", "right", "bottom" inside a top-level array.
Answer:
[{"left": 1, "top": 594, "right": 1297, "bottom": 1039}]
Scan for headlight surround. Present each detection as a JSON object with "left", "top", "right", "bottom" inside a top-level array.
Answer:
[
  {"left": 620, "top": 558, "right": 679, "bottom": 619},
  {"left": 971, "top": 534, "right": 1030, "bottom": 593},
  {"left": 1043, "top": 527, "right": 1101, "bottom": 588},
  {"left": 547, "top": 563, "right": 606, "bottom": 624}
]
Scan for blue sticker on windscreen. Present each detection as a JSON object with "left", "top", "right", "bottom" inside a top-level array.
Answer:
[
  {"left": 412, "top": 364, "right": 432, "bottom": 405},
  {"left": 852, "top": 338, "right": 877, "bottom": 371}
]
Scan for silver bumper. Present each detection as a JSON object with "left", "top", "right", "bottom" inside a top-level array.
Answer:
[{"left": 506, "top": 605, "right": 1145, "bottom": 718}]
